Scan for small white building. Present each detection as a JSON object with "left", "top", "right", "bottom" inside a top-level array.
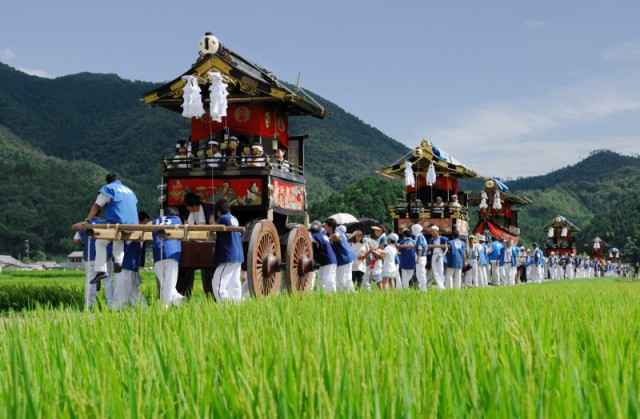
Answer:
[
  {"left": 0, "top": 255, "right": 32, "bottom": 271},
  {"left": 67, "top": 251, "right": 84, "bottom": 270}
]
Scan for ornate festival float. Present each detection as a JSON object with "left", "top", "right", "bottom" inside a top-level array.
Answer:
[
  {"left": 541, "top": 215, "right": 580, "bottom": 257},
  {"left": 378, "top": 140, "right": 477, "bottom": 238},
  {"left": 587, "top": 236, "right": 607, "bottom": 264},
  {"left": 137, "top": 32, "right": 327, "bottom": 297},
  {"left": 467, "top": 179, "right": 532, "bottom": 245}
]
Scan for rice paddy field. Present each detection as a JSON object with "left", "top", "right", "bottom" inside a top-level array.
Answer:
[{"left": 0, "top": 271, "right": 639, "bottom": 417}]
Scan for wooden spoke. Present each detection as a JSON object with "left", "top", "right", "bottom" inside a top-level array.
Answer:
[
  {"left": 247, "top": 220, "right": 282, "bottom": 298},
  {"left": 284, "top": 225, "right": 315, "bottom": 293}
]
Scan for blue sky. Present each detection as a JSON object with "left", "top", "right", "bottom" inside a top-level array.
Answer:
[{"left": 1, "top": 0, "right": 639, "bottom": 178}]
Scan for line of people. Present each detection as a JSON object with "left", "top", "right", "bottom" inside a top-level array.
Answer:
[
  {"left": 73, "top": 173, "right": 245, "bottom": 309},
  {"left": 312, "top": 220, "right": 607, "bottom": 292}
]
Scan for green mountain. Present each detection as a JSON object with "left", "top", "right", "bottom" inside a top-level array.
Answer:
[
  {"left": 508, "top": 150, "right": 640, "bottom": 250},
  {"left": 0, "top": 125, "right": 156, "bottom": 256},
  {"left": 579, "top": 193, "right": 640, "bottom": 263},
  {"left": 0, "top": 62, "right": 409, "bottom": 200}
]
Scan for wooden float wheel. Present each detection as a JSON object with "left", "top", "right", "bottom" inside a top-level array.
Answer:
[
  {"left": 247, "top": 220, "right": 283, "bottom": 298},
  {"left": 284, "top": 225, "right": 316, "bottom": 293}
]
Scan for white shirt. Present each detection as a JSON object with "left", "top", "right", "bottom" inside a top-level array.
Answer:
[
  {"left": 351, "top": 242, "right": 367, "bottom": 272},
  {"left": 95, "top": 193, "right": 111, "bottom": 207},
  {"left": 187, "top": 206, "right": 207, "bottom": 225},
  {"left": 382, "top": 245, "right": 398, "bottom": 273}
]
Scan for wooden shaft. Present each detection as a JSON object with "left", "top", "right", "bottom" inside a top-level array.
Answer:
[
  {"left": 81, "top": 223, "right": 244, "bottom": 233},
  {"left": 157, "top": 230, "right": 209, "bottom": 240}
]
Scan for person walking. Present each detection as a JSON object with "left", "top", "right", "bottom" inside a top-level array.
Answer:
[
  {"left": 427, "top": 226, "right": 448, "bottom": 290},
  {"left": 325, "top": 218, "right": 356, "bottom": 292},
  {"left": 444, "top": 230, "right": 466, "bottom": 289},
  {"left": 151, "top": 207, "right": 185, "bottom": 308},
  {"left": 397, "top": 229, "right": 416, "bottom": 290},
  {"left": 488, "top": 236, "right": 504, "bottom": 285},
  {"left": 349, "top": 231, "right": 367, "bottom": 288},
  {"left": 74, "top": 172, "right": 138, "bottom": 285},
  {"left": 499, "top": 238, "right": 518, "bottom": 286},
  {"left": 309, "top": 221, "right": 337, "bottom": 292},
  {"left": 530, "top": 242, "right": 544, "bottom": 283},
  {"left": 477, "top": 235, "right": 489, "bottom": 287},
  {"left": 211, "top": 199, "right": 244, "bottom": 302}
]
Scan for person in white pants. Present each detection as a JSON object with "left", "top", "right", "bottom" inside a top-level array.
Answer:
[
  {"left": 211, "top": 199, "right": 245, "bottom": 302},
  {"left": 152, "top": 208, "right": 186, "bottom": 308},
  {"left": 488, "top": 237, "right": 504, "bottom": 285},
  {"left": 444, "top": 230, "right": 466, "bottom": 289},
  {"left": 325, "top": 218, "right": 356, "bottom": 292},
  {"left": 530, "top": 243, "right": 544, "bottom": 283},
  {"left": 499, "top": 239, "right": 516, "bottom": 286},
  {"left": 466, "top": 235, "right": 480, "bottom": 287},
  {"left": 412, "top": 224, "right": 428, "bottom": 291},
  {"left": 113, "top": 241, "right": 148, "bottom": 309},
  {"left": 427, "top": 226, "right": 448, "bottom": 290},
  {"left": 73, "top": 172, "right": 139, "bottom": 285},
  {"left": 477, "top": 235, "right": 489, "bottom": 287},
  {"left": 73, "top": 226, "right": 115, "bottom": 308}
]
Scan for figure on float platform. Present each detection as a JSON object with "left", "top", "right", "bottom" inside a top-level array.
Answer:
[{"left": 74, "top": 172, "right": 138, "bottom": 286}]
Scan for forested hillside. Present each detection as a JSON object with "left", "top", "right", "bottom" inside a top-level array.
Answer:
[
  {"left": 0, "top": 63, "right": 408, "bottom": 201},
  {"left": 579, "top": 193, "right": 640, "bottom": 262},
  {"left": 0, "top": 125, "right": 157, "bottom": 257}
]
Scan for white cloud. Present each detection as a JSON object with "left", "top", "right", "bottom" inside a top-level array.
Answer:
[
  {"left": 602, "top": 41, "right": 640, "bottom": 62},
  {"left": 17, "top": 67, "right": 52, "bottom": 78},
  {"left": 525, "top": 20, "right": 545, "bottom": 28},
  {"left": 0, "top": 48, "right": 16, "bottom": 60},
  {"left": 426, "top": 69, "right": 640, "bottom": 178}
]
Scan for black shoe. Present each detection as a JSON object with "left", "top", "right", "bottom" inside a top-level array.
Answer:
[
  {"left": 114, "top": 263, "right": 123, "bottom": 273},
  {"left": 90, "top": 271, "right": 107, "bottom": 284}
]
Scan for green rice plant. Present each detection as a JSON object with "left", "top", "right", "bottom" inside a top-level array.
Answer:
[{"left": 0, "top": 278, "right": 638, "bottom": 417}]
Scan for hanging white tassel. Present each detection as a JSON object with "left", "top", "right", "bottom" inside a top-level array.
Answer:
[
  {"left": 492, "top": 191, "right": 502, "bottom": 210},
  {"left": 208, "top": 72, "right": 229, "bottom": 122},
  {"left": 479, "top": 191, "right": 488, "bottom": 209},
  {"left": 593, "top": 241, "right": 600, "bottom": 249},
  {"left": 561, "top": 227, "right": 568, "bottom": 237},
  {"left": 181, "top": 76, "right": 205, "bottom": 118},
  {"left": 404, "top": 161, "right": 415, "bottom": 187},
  {"left": 548, "top": 227, "right": 554, "bottom": 238},
  {"left": 426, "top": 162, "right": 437, "bottom": 186}
]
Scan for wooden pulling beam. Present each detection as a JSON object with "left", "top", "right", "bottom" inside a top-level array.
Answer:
[{"left": 77, "top": 223, "right": 244, "bottom": 242}]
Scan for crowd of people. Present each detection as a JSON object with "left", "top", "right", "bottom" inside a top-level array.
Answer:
[
  {"left": 72, "top": 172, "right": 631, "bottom": 309},
  {"left": 310, "top": 220, "right": 625, "bottom": 292}
]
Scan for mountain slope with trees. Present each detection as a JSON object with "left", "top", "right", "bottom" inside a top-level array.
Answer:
[
  {"left": 0, "top": 125, "right": 156, "bottom": 257},
  {"left": 0, "top": 62, "right": 409, "bottom": 201}
]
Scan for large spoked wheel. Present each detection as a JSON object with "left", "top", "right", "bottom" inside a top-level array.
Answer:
[
  {"left": 284, "top": 225, "right": 316, "bottom": 293},
  {"left": 247, "top": 220, "right": 283, "bottom": 298}
]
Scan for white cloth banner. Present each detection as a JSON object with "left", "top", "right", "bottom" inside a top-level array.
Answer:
[
  {"left": 404, "top": 161, "right": 415, "bottom": 187},
  {"left": 548, "top": 227, "right": 554, "bottom": 238},
  {"left": 492, "top": 191, "right": 502, "bottom": 210},
  {"left": 181, "top": 76, "right": 205, "bottom": 118},
  {"left": 426, "top": 162, "right": 437, "bottom": 186},
  {"left": 208, "top": 72, "right": 228, "bottom": 122},
  {"left": 561, "top": 227, "right": 568, "bottom": 237},
  {"left": 479, "top": 191, "right": 488, "bottom": 209}
]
